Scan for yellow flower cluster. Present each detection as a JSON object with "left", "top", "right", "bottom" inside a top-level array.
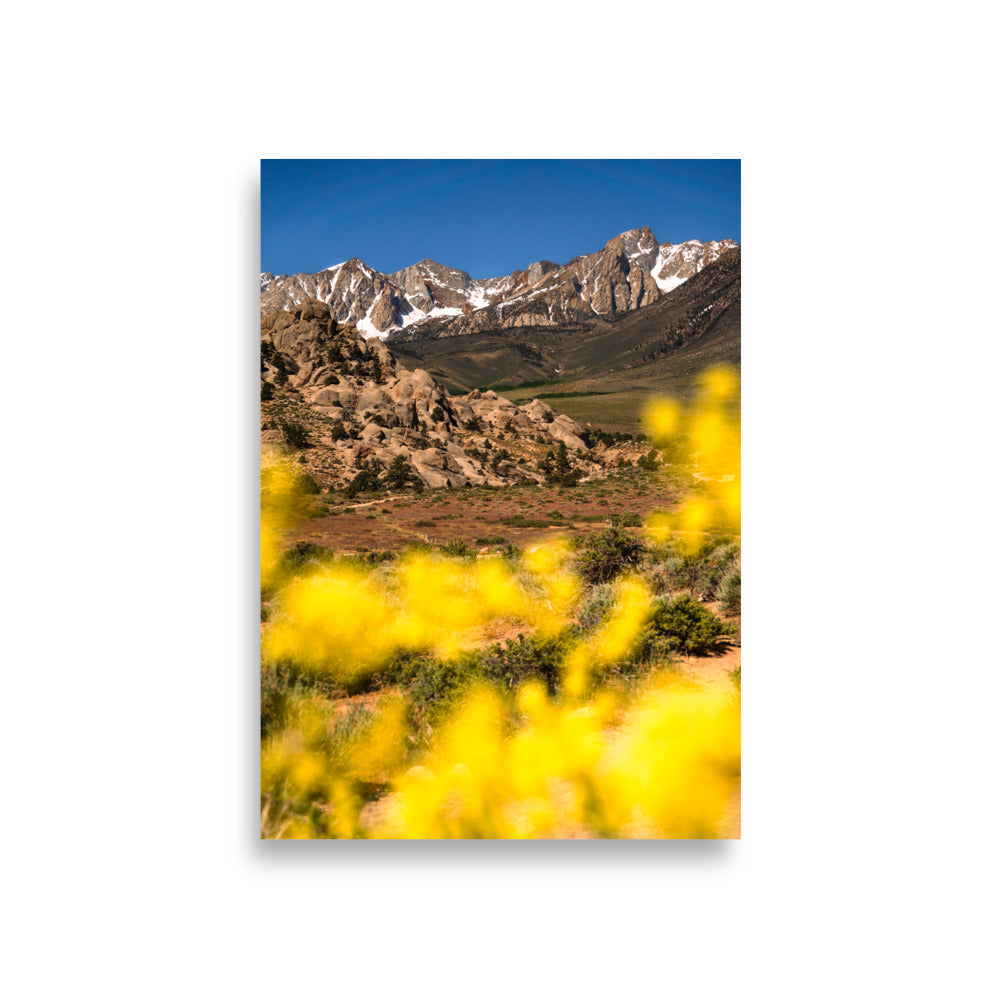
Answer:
[
  {"left": 260, "top": 703, "right": 362, "bottom": 839},
  {"left": 563, "top": 575, "right": 652, "bottom": 698},
  {"left": 371, "top": 677, "right": 739, "bottom": 839},
  {"left": 261, "top": 676, "right": 739, "bottom": 840},
  {"left": 262, "top": 541, "right": 580, "bottom": 681},
  {"left": 261, "top": 559, "right": 740, "bottom": 838},
  {"left": 643, "top": 364, "right": 741, "bottom": 550}
]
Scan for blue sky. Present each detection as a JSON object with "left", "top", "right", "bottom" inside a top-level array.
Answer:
[{"left": 261, "top": 159, "right": 740, "bottom": 278}]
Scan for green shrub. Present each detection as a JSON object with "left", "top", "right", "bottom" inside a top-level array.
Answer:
[
  {"left": 476, "top": 631, "right": 577, "bottom": 695},
  {"left": 718, "top": 562, "right": 741, "bottom": 615},
  {"left": 540, "top": 442, "right": 581, "bottom": 487},
  {"left": 279, "top": 420, "right": 310, "bottom": 448},
  {"left": 345, "top": 461, "right": 382, "bottom": 497},
  {"left": 298, "top": 472, "right": 321, "bottom": 495},
  {"left": 645, "top": 538, "right": 740, "bottom": 600},
  {"left": 501, "top": 515, "right": 560, "bottom": 528},
  {"left": 439, "top": 539, "right": 472, "bottom": 557},
  {"left": 278, "top": 541, "right": 332, "bottom": 574},
  {"left": 260, "top": 662, "right": 342, "bottom": 739},
  {"left": 357, "top": 549, "right": 395, "bottom": 565},
  {"left": 577, "top": 528, "right": 647, "bottom": 584},
  {"left": 637, "top": 449, "right": 660, "bottom": 471},
  {"left": 402, "top": 629, "right": 579, "bottom": 740},
  {"left": 327, "top": 703, "right": 376, "bottom": 756},
  {"left": 588, "top": 428, "right": 634, "bottom": 447},
  {"left": 406, "top": 654, "right": 485, "bottom": 739},
  {"left": 644, "top": 553, "right": 685, "bottom": 595},
  {"left": 475, "top": 535, "right": 509, "bottom": 546},
  {"left": 261, "top": 381, "right": 275, "bottom": 401},
  {"left": 384, "top": 454, "right": 424, "bottom": 492},
  {"left": 692, "top": 540, "right": 740, "bottom": 600},
  {"left": 611, "top": 512, "right": 642, "bottom": 527},
  {"left": 260, "top": 668, "right": 290, "bottom": 740},
  {"left": 576, "top": 583, "right": 617, "bottom": 632},
  {"left": 639, "top": 594, "right": 730, "bottom": 657}
]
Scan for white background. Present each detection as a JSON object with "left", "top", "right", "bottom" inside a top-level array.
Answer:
[{"left": 2, "top": 2, "right": 997, "bottom": 997}]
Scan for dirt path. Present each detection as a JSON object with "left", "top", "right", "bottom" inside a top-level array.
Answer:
[
  {"left": 341, "top": 494, "right": 408, "bottom": 510},
  {"left": 673, "top": 641, "right": 741, "bottom": 838}
]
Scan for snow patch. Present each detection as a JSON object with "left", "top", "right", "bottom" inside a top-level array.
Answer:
[
  {"left": 398, "top": 303, "right": 427, "bottom": 328},
  {"left": 356, "top": 300, "right": 388, "bottom": 340},
  {"left": 652, "top": 272, "right": 686, "bottom": 294},
  {"left": 356, "top": 316, "right": 386, "bottom": 339},
  {"left": 399, "top": 303, "right": 465, "bottom": 328},
  {"left": 467, "top": 285, "right": 491, "bottom": 309}
]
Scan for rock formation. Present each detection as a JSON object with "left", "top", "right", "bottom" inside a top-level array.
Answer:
[{"left": 261, "top": 298, "right": 619, "bottom": 491}]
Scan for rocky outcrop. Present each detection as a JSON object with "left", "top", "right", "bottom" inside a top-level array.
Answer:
[
  {"left": 585, "top": 228, "right": 661, "bottom": 314},
  {"left": 261, "top": 298, "right": 616, "bottom": 491},
  {"left": 261, "top": 258, "right": 406, "bottom": 338},
  {"left": 386, "top": 259, "right": 478, "bottom": 314}
]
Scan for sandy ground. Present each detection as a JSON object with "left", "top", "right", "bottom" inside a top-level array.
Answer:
[
  {"left": 674, "top": 641, "right": 741, "bottom": 838},
  {"left": 673, "top": 641, "right": 741, "bottom": 695}
]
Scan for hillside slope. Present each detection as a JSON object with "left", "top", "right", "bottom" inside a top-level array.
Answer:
[{"left": 393, "top": 246, "right": 740, "bottom": 427}]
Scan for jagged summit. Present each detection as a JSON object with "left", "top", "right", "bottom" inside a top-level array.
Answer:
[{"left": 261, "top": 227, "right": 738, "bottom": 341}]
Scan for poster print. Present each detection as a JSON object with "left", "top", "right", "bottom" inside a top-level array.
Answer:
[{"left": 260, "top": 160, "right": 741, "bottom": 839}]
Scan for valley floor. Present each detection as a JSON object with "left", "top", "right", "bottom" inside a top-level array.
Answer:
[{"left": 287, "top": 471, "right": 681, "bottom": 555}]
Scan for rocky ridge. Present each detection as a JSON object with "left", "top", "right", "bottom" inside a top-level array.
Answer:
[
  {"left": 261, "top": 298, "right": 635, "bottom": 491},
  {"left": 260, "top": 227, "right": 737, "bottom": 341}
]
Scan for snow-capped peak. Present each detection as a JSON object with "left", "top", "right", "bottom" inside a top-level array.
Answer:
[{"left": 262, "top": 228, "right": 738, "bottom": 338}]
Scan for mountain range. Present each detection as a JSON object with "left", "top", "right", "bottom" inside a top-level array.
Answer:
[
  {"left": 260, "top": 227, "right": 737, "bottom": 341},
  {"left": 261, "top": 225, "right": 740, "bottom": 490}
]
